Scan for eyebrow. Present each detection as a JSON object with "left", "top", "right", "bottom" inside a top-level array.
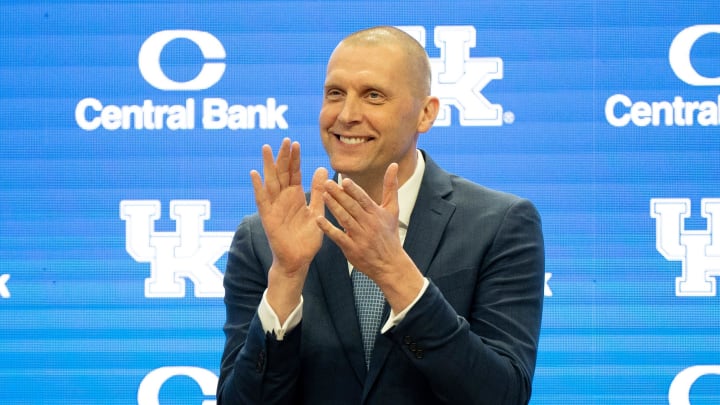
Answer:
[{"left": 323, "top": 77, "right": 390, "bottom": 94}]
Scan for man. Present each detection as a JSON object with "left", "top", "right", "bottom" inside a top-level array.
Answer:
[{"left": 218, "top": 26, "right": 544, "bottom": 404}]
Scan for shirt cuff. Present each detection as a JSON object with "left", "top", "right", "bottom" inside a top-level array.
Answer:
[
  {"left": 257, "top": 289, "right": 303, "bottom": 341},
  {"left": 380, "top": 277, "right": 430, "bottom": 334}
]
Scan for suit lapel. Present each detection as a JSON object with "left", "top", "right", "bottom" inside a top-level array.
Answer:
[
  {"left": 402, "top": 156, "right": 456, "bottom": 277},
  {"left": 313, "top": 210, "right": 367, "bottom": 384},
  {"left": 363, "top": 153, "right": 457, "bottom": 396}
]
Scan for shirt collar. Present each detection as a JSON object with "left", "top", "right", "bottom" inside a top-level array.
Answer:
[{"left": 397, "top": 149, "right": 425, "bottom": 230}]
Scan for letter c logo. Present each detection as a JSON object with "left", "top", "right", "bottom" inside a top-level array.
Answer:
[
  {"left": 137, "top": 366, "right": 218, "bottom": 405},
  {"left": 669, "top": 25, "right": 720, "bottom": 86},
  {"left": 138, "top": 30, "right": 226, "bottom": 90},
  {"left": 668, "top": 365, "right": 720, "bottom": 405}
]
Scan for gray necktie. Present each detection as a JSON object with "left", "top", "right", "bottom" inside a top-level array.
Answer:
[{"left": 351, "top": 268, "right": 385, "bottom": 368}]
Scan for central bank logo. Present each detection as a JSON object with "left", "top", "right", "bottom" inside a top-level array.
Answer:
[
  {"left": 76, "top": 30, "right": 288, "bottom": 131},
  {"left": 651, "top": 198, "right": 720, "bottom": 296},
  {"left": 606, "top": 24, "right": 720, "bottom": 127},
  {"left": 669, "top": 365, "right": 720, "bottom": 405},
  {"left": 138, "top": 366, "right": 217, "bottom": 405},
  {"left": 400, "top": 26, "right": 509, "bottom": 126},
  {"left": 138, "top": 30, "right": 226, "bottom": 91},
  {"left": 669, "top": 25, "right": 720, "bottom": 86},
  {"left": 120, "top": 200, "right": 233, "bottom": 298}
]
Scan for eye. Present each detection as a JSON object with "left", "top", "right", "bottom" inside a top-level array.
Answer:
[
  {"left": 365, "top": 90, "right": 386, "bottom": 104},
  {"left": 325, "top": 88, "right": 345, "bottom": 101}
]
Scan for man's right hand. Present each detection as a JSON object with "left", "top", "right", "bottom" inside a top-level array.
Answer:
[{"left": 250, "top": 138, "right": 327, "bottom": 323}]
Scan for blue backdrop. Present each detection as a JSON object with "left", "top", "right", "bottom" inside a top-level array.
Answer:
[{"left": 1, "top": 1, "right": 719, "bottom": 404}]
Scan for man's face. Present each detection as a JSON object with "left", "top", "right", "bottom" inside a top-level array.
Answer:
[{"left": 319, "top": 42, "right": 428, "bottom": 186}]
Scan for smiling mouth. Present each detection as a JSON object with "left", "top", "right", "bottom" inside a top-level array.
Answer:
[{"left": 337, "top": 135, "right": 370, "bottom": 145}]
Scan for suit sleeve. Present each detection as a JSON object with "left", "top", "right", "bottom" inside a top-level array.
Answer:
[
  {"left": 387, "top": 198, "right": 544, "bottom": 405},
  {"left": 216, "top": 216, "right": 302, "bottom": 405}
]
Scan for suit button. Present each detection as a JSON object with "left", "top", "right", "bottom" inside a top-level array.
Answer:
[
  {"left": 414, "top": 349, "right": 424, "bottom": 359},
  {"left": 403, "top": 336, "right": 413, "bottom": 345},
  {"left": 409, "top": 342, "right": 418, "bottom": 352}
]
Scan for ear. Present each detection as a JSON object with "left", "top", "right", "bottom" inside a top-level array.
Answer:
[{"left": 416, "top": 96, "right": 440, "bottom": 133}]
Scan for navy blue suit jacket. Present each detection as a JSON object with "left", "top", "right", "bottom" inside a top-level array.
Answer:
[{"left": 218, "top": 152, "right": 545, "bottom": 404}]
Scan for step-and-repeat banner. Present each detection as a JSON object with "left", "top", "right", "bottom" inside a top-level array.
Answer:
[{"left": 1, "top": 1, "right": 719, "bottom": 404}]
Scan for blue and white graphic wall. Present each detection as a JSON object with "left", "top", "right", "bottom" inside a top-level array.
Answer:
[{"left": 1, "top": 1, "right": 719, "bottom": 404}]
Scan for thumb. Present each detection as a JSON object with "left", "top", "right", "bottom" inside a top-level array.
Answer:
[{"left": 381, "top": 163, "right": 400, "bottom": 215}]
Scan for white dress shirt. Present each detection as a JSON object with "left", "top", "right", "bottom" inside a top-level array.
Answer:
[{"left": 258, "top": 150, "right": 430, "bottom": 340}]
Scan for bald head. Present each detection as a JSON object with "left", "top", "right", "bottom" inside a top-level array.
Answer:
[{"left": 337, "top": 26, "right": 432, "bottom": 97}]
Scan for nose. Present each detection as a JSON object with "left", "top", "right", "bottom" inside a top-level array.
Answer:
[{"left": 336, "top": 94, "right": 362, "bottom": 125}]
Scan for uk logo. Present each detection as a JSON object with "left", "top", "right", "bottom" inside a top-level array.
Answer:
[
  {"left": 120, "top": 200, "right": 233, "bottom": 298},
  {"left": 0, "top": 274, "right": 9, "bottom": 299},
  {"left": 399, "top": 26, "right": 507, "bottom": 126},
  {"left": 650, "top": 198, "right": 720, "bottom": 297}
]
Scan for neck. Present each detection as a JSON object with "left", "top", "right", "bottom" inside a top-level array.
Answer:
[{"left": 340, "top": 152, "right": 418, "bottom": 205}]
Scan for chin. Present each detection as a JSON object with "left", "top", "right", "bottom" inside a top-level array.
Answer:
[{"left": 329, "top": 162, "right": 361, "bottom": 178}]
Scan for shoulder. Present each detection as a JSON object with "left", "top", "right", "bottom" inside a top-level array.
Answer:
[
  {"left": 230, "top": 213, "right": 268, "bottom": 252},
  {"left": 445, "top": 175, "right": 542, "bottom": 235},
  {"left": 421, "top": 151, "right": 537, "bottom": 215},
  {"left": 449, "top": 175, "right": 524, "bottom": 205}
]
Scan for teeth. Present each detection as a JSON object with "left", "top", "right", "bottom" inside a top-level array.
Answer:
[{"left": 339, "top": 136, "right": 367, "bottom": 145}]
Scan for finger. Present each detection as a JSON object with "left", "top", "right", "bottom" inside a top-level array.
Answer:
[
  {"left": 250, "top": 169, "right": 268, "bottom": 212},
  {"left": 316, "top": 215, "right": 352, "bottom": 247},
  {"left": 322, "top": 186, "right": 361, "bottom": 233},
  {"left": 289, "top": 141, "right": 302, "bottom": 186},
  {"left": 339, "top": 177, "right": 376, "bottom": 212},
  {"left": 309, "top": 167, "right": 328, "bottom": 215},
  {"left": 381, "top": 163, "right": 400, "bottom": 216},
  {"left": 324, "top": 179, "right": 370, "bottom": 225},
  {"left": 275, "top": 138, "right": 292, "bottom": 188},
  {"left": 261, "top": 144, "right": 280, "bottom": 196}
]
